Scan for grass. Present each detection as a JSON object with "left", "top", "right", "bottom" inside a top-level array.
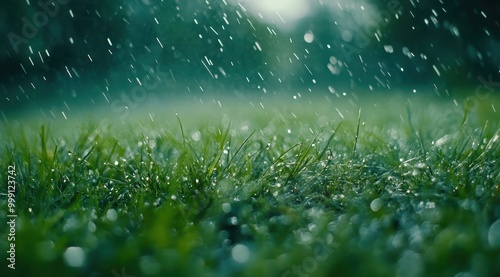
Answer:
[{"left": 1, "top": 93, "right": 500, "bottom": 277}]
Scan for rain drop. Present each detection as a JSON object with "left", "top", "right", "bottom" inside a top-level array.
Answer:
[
  {"left": 63, "top": 247, "right": 86, "bottom": 267},
  {"left": 106, "top": 209, "right": 118, "bottom": 221},
  {"left": 384, "top": 45, "right": 394, "bottom": 53},
  {"left": 304, "top": 31, "right": 314, "bottom": 43},
  {"left": 231, "top": 244, "right": 250, "bottom": 263},
  {"left": 222, "top": 203, "right": 231, "bottom": 213},
  {"left": 370, "top": 198, "right": 383, "bottom": 212},
  {"left": 488, "top": 220, "right": 500, "bottom": 248}
]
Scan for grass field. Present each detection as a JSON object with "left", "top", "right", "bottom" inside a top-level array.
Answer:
[{"left": 1, "top": 93, "right": 500, "bottom": 276}]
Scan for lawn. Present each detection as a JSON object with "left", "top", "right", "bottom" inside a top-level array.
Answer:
[{"left": 1, "top": 93, "right": 500, "bottom": 277}]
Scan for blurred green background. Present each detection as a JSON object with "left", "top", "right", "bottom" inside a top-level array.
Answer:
[{"left": 1, "top": 0, "right": 499, "bottom": 114}]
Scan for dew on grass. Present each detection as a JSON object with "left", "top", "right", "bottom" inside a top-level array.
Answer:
[
  {"left": 106, "top": 209, "right": 118, "bottom": 221},
  {"left": 88, "top": 222, "right": 96, "bottom": 233},
  {"left": 425, "top": 202, "right": 435, "bottom": 209},
  {"left": 63, "top": 217, "right": 79, "bottom": 232},
  {"left": 232, "top": 244, "right": 250, "bottom": 263},
  {"left": 222, "top": 203, "right": 232, "bottom": 213},
  {"left": 191, "top": 131, "right": 201, "bottom": 141},
  {"left": 414, "top": 163, "right": 426, "bottom": 169},
  {"left": 229, "top": 216, "right": 238, "bottom": 225},
  {"left": 299, "top": 230, "right": 313, "bottom": 244},
  {"left": 434, "top": 135, "right": 451, "bottom": 147},
  {"left": 63, "top": 247, "right": 86, "bottom": 267},
  {"left": 153, "top": 198, "right": 162, "bottom": 206},
  {"left": 370, "top": 198, "right": 383, "bottom": 212},
  {"left": 307, "top": 223, "right": 317, "bottom": 232},
  {"left": 488, "top": 219, "right": 500, "bottom": 248}
]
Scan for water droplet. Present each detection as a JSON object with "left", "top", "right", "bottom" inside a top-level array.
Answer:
[
  {"left": 222, "top": 203, "right": 232, "bottom": 213},
  {"left": 63, "top": 247, "right": 86, "bottom": 267},
  {"left": 63, "top": 217, "right": 78, "bottom": 232},
  {"left": 432, "top": 64, "right": 441, "bottom": 76},
  {"left": 402, "top": 47, "right": 413, "bottom": 58},
  {"left": 106, "top": 209, "right": 117, "bottom": 221},
  {"left": 341, "top": 30, "right": 353, "bottom": 42},
  {"left": 255, "top": 41, "right": 262, "bottom": 51},
  {"left": 488, "top": 219, "right": 500, "bottom": 248},
  {"left": 231, "top": 244, "right": 250, "bottom": 263},
  {"left": 88, "top": 222, "right": 96, "bottom": 233},
  {"left": 414, "top": 162, "right": 426, "bottom": 169},
  {"left": 370, "top": 198, "right": 383, "bottom": 212},
  {"left": 304, "top": 31, "right": 314, "bottom": 43}
]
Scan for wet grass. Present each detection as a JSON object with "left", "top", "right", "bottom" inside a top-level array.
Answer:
[{"left": 1, "top": 94, "right": 500, "bottom": 277}]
